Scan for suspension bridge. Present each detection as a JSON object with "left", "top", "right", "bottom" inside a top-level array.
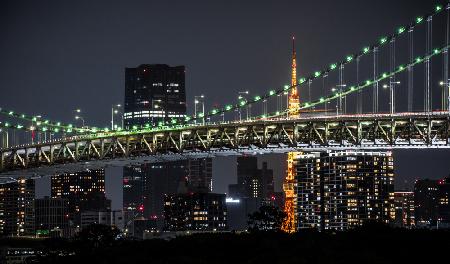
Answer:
[{"left": 1, "top": 3, "right": 450, "bottom": 177}]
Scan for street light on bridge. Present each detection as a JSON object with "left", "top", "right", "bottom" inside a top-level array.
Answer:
[{"left": 111, "top": 104, "right": 122, "bottom": 130}]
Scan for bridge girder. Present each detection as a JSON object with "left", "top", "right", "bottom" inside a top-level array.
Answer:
[{"left": 1, "top": 113, "right": 449, "bottom": 174}]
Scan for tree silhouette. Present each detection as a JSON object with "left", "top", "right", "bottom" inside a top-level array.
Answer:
[
  {"left": 75, "top": 224, "right": 120, "bottom": 249},
  {"left": 247, "top": 205, "right": 286, "bottom": 232}
]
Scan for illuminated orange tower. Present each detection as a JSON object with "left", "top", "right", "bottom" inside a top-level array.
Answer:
[
  {"left": 282, "top": 36, "right": 300, "bottom": 233},
  {"left": 288, "top": 36, "right": 300, "bottom": 116}
]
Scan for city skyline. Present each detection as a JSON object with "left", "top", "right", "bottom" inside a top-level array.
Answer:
[
  {"left": 1, "top": 2, "right": 450, "bottom": 261},
  {"left": 2, "top": 1, "right": 450, "bottom": 201}
]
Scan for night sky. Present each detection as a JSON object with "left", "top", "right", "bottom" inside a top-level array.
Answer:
[{"left": 1, "top": 0, "right": 450, "bottom": 210}]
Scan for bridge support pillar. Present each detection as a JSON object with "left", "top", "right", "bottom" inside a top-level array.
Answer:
[{"left": 0, "top": 151, "right": 4, "bottom": 172}]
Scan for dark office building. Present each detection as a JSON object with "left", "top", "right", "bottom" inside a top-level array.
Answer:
[
  {"left": 123, "top": 162, "right": 187, "bottom": 230},
  {"left": 414, "top": 179, "right": 439, "bottom": 227},
  {"left": 34, "top": 197, "right": 70, "bottom": 238},
  {"left": 294, "top": 151, "right": 395, "bottom": 231},
  {"left": 164, "top": 193, "right": 227, "bottom": 231},
  {"left": 226, "top": 197, "right": 261, "bottom": 231},
  {"left": 394, "top": 191, "right": 415, "bottom": 228},
  {"left": 414, "top": 176, "right": 450, "bottom": 228},
  {"left": 187, "top": 158, "right": 213, "bottom": 193},
  {"left": 437, "top": 177, "right": 450, "bottom": 226},
  {"left": 51, "top": 169, "right": 111, "bottom": 226},
  {"left": 0, "top": 178, "right": 35, "bottom": 237},
  {"left": 124, "top": 64, "right": 186, "bottom": 129},
  {"left": 228, "top": 156, "right": 274, "bottom": 200}
]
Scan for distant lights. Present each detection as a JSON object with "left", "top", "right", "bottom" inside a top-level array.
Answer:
[
  {"left": 398, "top": 27, "right": 405, "bottom": 34},
  {"left": 330, "top": 63, "right": 337, "bottom": 70},
  {"left": 346, "top": 55, "right": 353, "bottom": 62},
  {"left": 416, "top": 17, "right": 424, "bottom": 24},
  {"left": 436, "top": 5, "right": 443, "bottom": 12},
  {"left": 314, "top": 71, "right": 321, "bottom": 77},
  {"left": 299, "top": 78, "right": 306, "bottom": 84},
  {"left": 434, "top": 49, "right": 440, "bottom": 54},
  {"left": 366, "top": 80, "right": 372, "bottom": 85},
  {"left": 269, "top": 90, "right": 276, "bottom": 96},
  {"left": 380, "top": 37, "right": 388, "bottom": 44},
  {"left": 363, "top": 47, "right": 370, "bottom": 54}
]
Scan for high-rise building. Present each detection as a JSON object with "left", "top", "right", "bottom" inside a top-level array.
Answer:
[
  {"left": 51, "top": 169, "right": 110, "bottom": 225},
  {"left": 187, "top": 158, "right": 213, "bottom": 192},
  {"left": 295, "top": 151, "right": 395, "bottom": 231},
  {"left": 414, "top": 179, "right": 439, "bottom": 227},
  {"left": 394, "top": 191, "right": 415, "bottom": 228},
  {"left": 228, "top": 156, "right": 274, "bottom": 200},
  {"left": 0, "top": 178, "right": 35, "bottom": 237},
  {"left": 414, "top": 176, "right": 450, "bottom": 228},
  {"left": 34, "top": 197, "right": 70, "bottom": 237},
  {"left": 124, "top": 64, "right": 186, "bottom": 129},
  {"left": 437, "top": 177, "right": 450, "bottom": 226},
  {"left": 122, "top": 64, "right": 190, "bottom": 230},
  {"left": 164, "top": 193, "right": 227, "bottom": 231},
  {"left": 123, "top": 161, "right": 187, "bottom": 230}
]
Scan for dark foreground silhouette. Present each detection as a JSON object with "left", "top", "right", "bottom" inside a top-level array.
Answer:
[{"left": 1, "top": 223, "right": 449, "bottom": 264}]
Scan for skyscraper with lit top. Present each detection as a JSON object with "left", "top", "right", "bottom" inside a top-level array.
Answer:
[{"left": 123, "top": 64, "right": 186, "bottom": 129}]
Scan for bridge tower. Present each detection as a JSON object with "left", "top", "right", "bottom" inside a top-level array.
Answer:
[{"left": 282, "top": 36, "right": 299, "bottom": 233}]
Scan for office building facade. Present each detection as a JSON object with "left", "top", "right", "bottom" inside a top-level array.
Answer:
[
  {"left": 123, "top": 161, "right": 187, "bottom": 230},
  {"left": 164, "top": 193, "right": 227, "bottom": 231},
  {"left": 228, "top": 156, "right": 274, "bottom": 200},
  {"left": 414, "top": 176, "right": 450, "bottom": 228},
  {"left": 34, "top": 197, "right": 70, "bottom": 237},
  {"left": 51, "top": 169, "right": 110, "bottom": 225},
  {"left": 295, "top": 151, "right": 395, "bottom": 231},
  {"left": 80, "top": 210, "right": 124, "bottom": 230},
  {"left": 0, "top": 178, "right": 35, "bottom": 237},
  {"left": 394, "top": 191, "right": 415, "bottom": 228},
  {"left": 187, "top": 158, "right": 213, "bottom": 192},
  {"left": 124, "top": 64, "right": 186, "bottom": 129}
]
